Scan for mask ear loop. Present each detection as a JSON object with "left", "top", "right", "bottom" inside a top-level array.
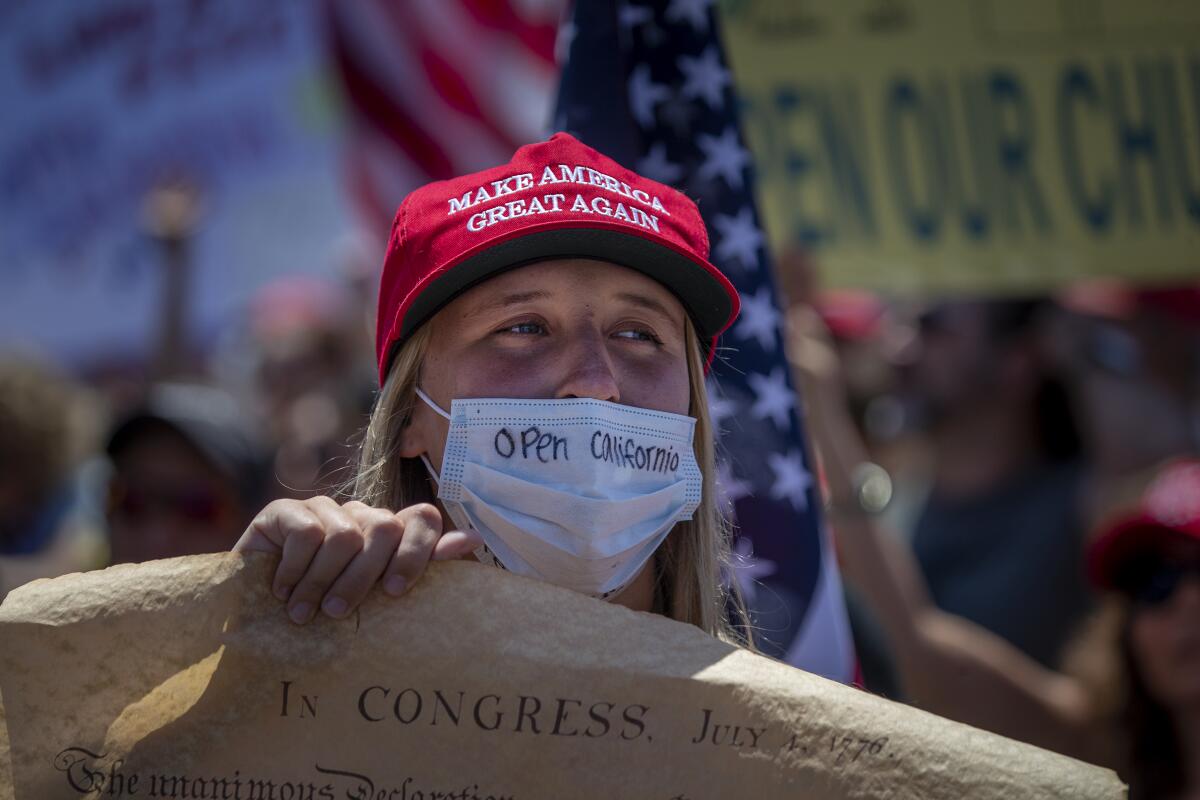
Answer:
[
  {"left": 419, "top": 454, "right": 441, "bottom": 486},
  {"left": 419, "top": 450, "right": 498, "bottom": 568},
  {"left": 414, "top": 386, "right": 451, "bottom": 421},
  {"left": 412, "top": 387, "right": 448, "bottom": 487},
  {"left": 412, "top": 397, "right": 498, "bottom": 568}
]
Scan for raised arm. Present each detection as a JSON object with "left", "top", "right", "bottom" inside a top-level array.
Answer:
[{"left": 790, "top": 307, "right": 1112, "bottom": 765}]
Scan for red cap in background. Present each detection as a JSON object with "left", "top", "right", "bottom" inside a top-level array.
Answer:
[
  {"left": 813, "top": 289, "right": 887, "bottom": 341},
  {"left": 1060, "top": 280, "right": 1200, "bottom": 328},
  {"left": 1087, "top": 459, "right": 1200, "bottom": 590}
]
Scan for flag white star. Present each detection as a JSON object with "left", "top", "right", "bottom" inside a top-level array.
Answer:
[
  {"left": 636, "top": 142, "right": 684, "bottom": 184},
  {"left": 735, "top": 286, "right": 782, "bottom": 351},
  {"left": 666, "top": 0, "right": 711, "bottom": 31},
  {"left": 732, "top": 536, "right": 775, "bottom": 578},
  {"left": 555, "top": 20, "right": 577, "bottom": 65},
  {"left": 619, "top": 3, "right": 653, "bottom": 30},
  {"left": 748, "top": 367, "right": 796, "bottom": 430},
  {"left": 698, "top": 127, "right": 751, "bottom": 189},
  {"left": 628, "top": 64, "right": 671, "bottom": 129},
  {"left": 679, "top": 46, "right": 731, "bottom": 109},
  {"left": 716, "top": 459, "right": 754, "bottom": 508},
  {"left": 706, "top": 382, "right": 739, "bottom": 431},
  {"left": 729, "top": 535, "right": 776, "bottom": 607},
  {"left": 768, "top": 449, "right": 813, "bottom": 512},
  {"left": 713, "top": 208, "right": 764, "bottom": 270}
]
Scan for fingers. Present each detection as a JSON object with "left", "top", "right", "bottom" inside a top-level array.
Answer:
[
  {"left": 235, "top": 500, "right": 326, "bottom": 602},
  {"left": 318, "top": 505, "right": 406, "bottom": 619},
  {"left": 234, "top": 499, "right": 310, "bottom": 554},
  {"left": 270, "top": 507, "right": 326, "bottom": 601},
  {"left": 432, "top": 528, "right": 485, "bottom": 561},
  {"left": 284, "top": 497, "right": 365, "bottom": 624},
  {"left": 236, "top": 496, "right": 468, "bottom": 625},
  {"left": 380, "top": 503, "right": 443, "bottom": 598}
]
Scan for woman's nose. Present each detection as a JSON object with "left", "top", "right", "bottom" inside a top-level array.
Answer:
[{"left": 556, "top": 329, "right": 621, "bottom": 403}]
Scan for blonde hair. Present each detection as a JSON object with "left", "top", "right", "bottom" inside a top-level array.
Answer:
[{"left": 353, "top": 318, "right": 747, "bottom": 644}]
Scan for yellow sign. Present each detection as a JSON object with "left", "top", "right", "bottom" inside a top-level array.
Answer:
[{"left": 721, "top": 0, "right": 1200, "bottom": 292}]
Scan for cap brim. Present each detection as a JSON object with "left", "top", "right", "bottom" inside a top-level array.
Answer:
[{"left": 398, "top": 227, "right": 738, "bottom": 349}]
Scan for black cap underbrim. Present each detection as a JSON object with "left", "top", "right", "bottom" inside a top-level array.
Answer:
[{"left": 397, "top": 228, "right": 736, "bottom": 353}]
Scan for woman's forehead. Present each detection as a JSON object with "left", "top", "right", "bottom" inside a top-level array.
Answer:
[{"left": 450, "top": 258, "right": 687, "bottom": 319}]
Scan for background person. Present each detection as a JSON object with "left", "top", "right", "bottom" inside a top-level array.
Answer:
[
  {"left": 106, "top": 383, "right": 269, "bottom": 563},
  {"left": 899, "top": 299, "right": 1092, "bottom": 667},
  {"left": 1079, "top": 462, "right": 1200, "bottom": 800},
  {"left": 0, "top": 354, "right": 107, "bottom": 599},
  {"left": 1052, "top": 283, "right": 1200, "bottom": 528},
  {"left": 239, "top": 275, "right": 377, "bottom": 498}
]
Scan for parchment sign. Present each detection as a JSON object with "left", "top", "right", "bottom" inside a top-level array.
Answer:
[
  {"left": 0, "top": 555, "right": 1122, "bottom": 799},
  {"left": 721, "top": 0, "right": 1200, "bottom": 292}
]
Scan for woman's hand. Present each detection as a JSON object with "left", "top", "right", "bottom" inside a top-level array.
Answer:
[{"left": 233, "top": 497, "right": 484, "bottom": 624}]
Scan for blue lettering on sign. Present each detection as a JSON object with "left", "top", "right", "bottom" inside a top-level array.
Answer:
[
  {"left": 930, "top": 75, "right": 991, "bottom": 240},
  {"left": 884, "top": 78, "right": 947, "bottom": 242},
  {"left": 1159, "top": 58, "right": 1200, "bottom": 225},
  {"left": 1106, "top": 59, "right": 1174, "bottom": 229},
  {"left": 1055, "top": 56, "right": 1200, "bottom": 234},
  {"left": 771, "top": 86, "right": 826, "bottom": 246},
  {"left": 744, "top": 82, "right": 878, "bottom": 248},
  {"left": 753, "top": 53, "right": 1200, "bottom": 256},
  {"left": 820, "top": 86, "right": 878, "bottom": 242},
  {"left": 986, "top": 72, "right": 1051, "bottom": 235},
  {"left": 764, "top": 85, "right": 878, "bottom": 247},
  {"left": 1058, "top": 65, "right": 1115, "bottom": 232}
]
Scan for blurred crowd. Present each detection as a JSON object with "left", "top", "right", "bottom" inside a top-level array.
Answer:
[
  {"left": 2, "top": 239, "right": 1199, "bottom": 795},
  {"left": 790, "top": 278, "right": 1200, "bottom": 663},
  {"left": 8, "top": 254, "right": 1199, "bottom": 590},
  {"left": 783, "top": 272, "right": 1200, "bottom": 798},
  {"left": 0, "top": 237, "right": 381, "bottom": 593}
]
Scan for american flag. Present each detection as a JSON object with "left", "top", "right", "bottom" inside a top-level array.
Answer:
[
  {"left": 326, "top": 0, "right": 564, "bottom": 233},
  {"left": 555, "top": 0, "right": 856, "bottom": 681}
]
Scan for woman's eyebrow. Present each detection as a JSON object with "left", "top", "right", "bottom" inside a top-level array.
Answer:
[
  {"left": 615, "top": 292, "right": 681, "bottom": 322},
  {"left": 467, "top": 290, "right": 552, "bottom": 318}
]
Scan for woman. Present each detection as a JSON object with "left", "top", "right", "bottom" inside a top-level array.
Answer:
[
  {"left": 235, "top": 132, "right": 746, "bottom": 642},
  {"left": 1076, "top": 465, "right": 1200, "bottom": 800}
]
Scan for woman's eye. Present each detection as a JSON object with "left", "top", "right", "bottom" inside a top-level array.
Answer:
[
  {"left": 614, "top": 328, "right": 662, "bottom": 344},
  {"left": 500, "top": 321, "right": 545, "bottom": 336}
]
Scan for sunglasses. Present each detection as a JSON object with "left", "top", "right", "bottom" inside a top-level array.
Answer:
[
  {"left": 1131, "top": 562, "right": 1200, "bottom": 608},
  {"left": 108, "top": 481, "right": 227, "bottom": 526}
]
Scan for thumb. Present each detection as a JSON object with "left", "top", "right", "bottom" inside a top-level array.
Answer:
[{"left": 430, "top": 529, "right": 486, "bottom": 561}]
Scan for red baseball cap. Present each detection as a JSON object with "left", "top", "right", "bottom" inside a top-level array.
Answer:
[
  {"left": 1059, "top": 279, "right": 1200, "bottom": 328},
  {"left": 814, "top": 289, "right": 887, "bottom": 341},
  {"left": 1087, "top": 459, "right": 1200, "bottom": 590},
  {"left": 374, "top": 133, "right": 740, "bottom": 384}
]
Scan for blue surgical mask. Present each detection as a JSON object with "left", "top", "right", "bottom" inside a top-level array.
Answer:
[{"left": 415, "top": 388, "right": 702, "bottom": 598}]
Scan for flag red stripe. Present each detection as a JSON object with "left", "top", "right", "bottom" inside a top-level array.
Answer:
[
  {"left": 328, "top": 7, "right": 456, "bottom": 180},
  {"left": 370, "top": 0, "right": 523, "bottom": 155},
  {"left": 418, "top": 45, "right": 522, "bottom": 154},
  {"left": 345, "top": 146, "right": 395, "bottom": 235},
  {"left": 458, "top": 0, "right": 558, "bottom": 67}
]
